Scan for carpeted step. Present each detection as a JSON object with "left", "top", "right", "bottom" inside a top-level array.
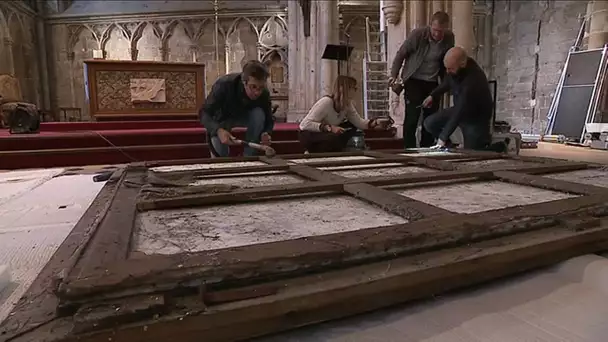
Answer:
[
  {"left": 0, "top": 138, "right": 403, "bottom": 169},
  {"left": 0, "top": 127, "right": 396, "bottom": 151},
  {"left": 40, "top": 120, "right": 201, "bottom": 132}
]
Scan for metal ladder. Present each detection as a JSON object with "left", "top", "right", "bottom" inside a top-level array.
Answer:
[{"left": 362, "top": 17, "right": 389, "bottom": 120}]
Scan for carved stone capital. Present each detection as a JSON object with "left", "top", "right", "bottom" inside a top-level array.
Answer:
[
  {"left": 3, "top": 37, "right": 13, "bottom": 46},
  {"left": 382, "top": 0, "right": 404, "bottom": 25}
]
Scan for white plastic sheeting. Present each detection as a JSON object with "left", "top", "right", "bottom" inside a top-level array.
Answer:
[{"left": 0, "top": 170, "right": 104, "bottom": 324}]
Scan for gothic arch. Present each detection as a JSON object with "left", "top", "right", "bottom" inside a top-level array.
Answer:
[
  {"left": 261, "top": 48, "right": 286, "bottom": 64},
  {"left": 226, "top": 17, "right": 259, "bottom": 39},
  {"left": 177, "top": 18, "right": 212, "bottom": 44},
  {"left": 6, "top": 9, "right": 25, "bottom": 39},
  {"left": 0, "top": 9, "right": 9, "bottom": 40},
  {"left": 259, "top": 15, "right": 287, "bottom": 36},
  {"left": 149, "top": 20, "right": 179, "bottom": 46},
  {"left": 258, "top": 16, "right": 288, "bottom": 50},
  {"left": 82, "top": 23, "right": 116, "bottom": 51}
]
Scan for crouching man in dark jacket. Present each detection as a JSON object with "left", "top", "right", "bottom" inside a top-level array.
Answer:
[
  {"left": 199, "top": 60, "right": 274, "bottom": 157},
  {"left": 422, "top": 47, "right": 494, "bottom": 151}
]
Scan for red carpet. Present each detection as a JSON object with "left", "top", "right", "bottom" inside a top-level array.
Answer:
[{"left": 0, "top": 121, "right": 403, "bottom": 169}]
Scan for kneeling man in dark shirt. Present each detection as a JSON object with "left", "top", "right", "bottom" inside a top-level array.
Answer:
[
  {"left": 200, "top": 60, "right": 274, "bottom": 157},
  {"left": 421, "top": 47, "right": 493, "bottom": 150}
]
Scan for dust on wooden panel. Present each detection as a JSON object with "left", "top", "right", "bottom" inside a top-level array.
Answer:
[
  {"left": 319, "top": 163, "right": 436, "bottom": 178},
  {"left": 454, "top": 159, "right": 541, "bottom": 169},
  {"left": 151, "top": 161, "right": 267, "bottom": 173},
  {"left": 394, "top": 181, "right": 576, "bottom": 214},
  {"left": 132, "top": 195, "right": 407, "bottom": 255},
  {"left": 545, "top": 168, "right": 608, "bottom": 188},
  {"left": 191, "top": 171, "right": 305, "bottom": 188},
  {"left": 289, "top": 156, "right": 374, "bottom": 164}
]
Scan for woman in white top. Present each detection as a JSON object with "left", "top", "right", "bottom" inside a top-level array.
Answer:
[{"left": 299, "top": 75, "right": 390, "bottom": 153}]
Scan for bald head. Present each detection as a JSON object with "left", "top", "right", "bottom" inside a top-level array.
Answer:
[{"left": 444, "top": 46, "right": 468, "bottom": 75}]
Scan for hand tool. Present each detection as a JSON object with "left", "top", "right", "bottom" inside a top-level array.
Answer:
[{"left": 230, "top": 136, "right": 276, "bottom": 158}]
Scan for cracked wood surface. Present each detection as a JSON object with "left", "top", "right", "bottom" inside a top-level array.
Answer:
[
  {"left": 2, "top": 150, "right": 607, "bottom": 342},
  {"left": 9, "top": 218, "right": 608, "bottom": 342},
  {"left": 58, "top": 193, "right": 608, "bottom": 301}
]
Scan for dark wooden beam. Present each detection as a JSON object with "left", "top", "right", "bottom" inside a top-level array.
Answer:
[
  {"left": 287, "top": 164, "right": 347, "bottom": 182},
  {"left": 343, "top": 183, "right": 454, "bottom": 220},
  {"left": 136, "top": 180, "right": 345, "bottom": 211},
  {"left": 138, "top": 162, "right": 589, "bottom": 212},
  {"left": 144, "top": 155, "right": 261, "bottom": 168},
  {"left": 279, "top": 150, "right": 364, "bottom": 160},
  {"left": 493, "top": 171, "right": 608, "bottom": 196},
  {"left": 58, "top": 194, "right": 608, "bottom": 301},
  {"left": 36, "top": 220, "right": 608, "bottom": 342},
  {"left": 158, "top": 164, "right": 291, "bottom": 179},
  {"left": 67, "top": 169, "right": 144, "bottom": 280}
]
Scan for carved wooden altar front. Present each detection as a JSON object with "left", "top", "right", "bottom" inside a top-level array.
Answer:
[{"left": 84, "top": 60, "right": 205, "bottom": 121}]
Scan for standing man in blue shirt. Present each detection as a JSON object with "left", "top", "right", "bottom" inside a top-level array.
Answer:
[{"left": 200, "top": 60, "right": 274, "bottom": 157}]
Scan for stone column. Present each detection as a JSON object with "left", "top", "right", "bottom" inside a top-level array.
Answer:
[
  {"left": 410, "top": 0, "right": 427, "bottom": 29},
  {"left": 36, "top": 0, "right": 51, "bottom": 109},
  {"left": 384, "top": 0, "right": 408, "bottom": 138},
  {"left": 444, "top": 0, "right": 452, "bottom": 19},
  {"left": 287, "top": 0, "right": 339, "bottom": 122},
  {"left": 451, "top": 0, "right": 474, "bottom": 54},
  {"left": 3, "top": 38, "right": 15, "bottom": 76},
  {"left": 318, "top": 0, "right": 339, "bottom": 96},
  {"left": 588, "top": 0, "right": 608, "bottom": 49},
  {"left": 431, "top": 0, "right": 443, "bottom": 13}
]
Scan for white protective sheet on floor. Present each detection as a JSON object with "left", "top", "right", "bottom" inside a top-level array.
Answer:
[
  {"left": 0, "top": 170, "right": 105, "bottom": 324},
  {"left": 259, "top": 254, "right": 608, "bottom": 342}
]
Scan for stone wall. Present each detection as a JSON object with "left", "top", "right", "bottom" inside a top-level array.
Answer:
[
  {"left": 0, "top": 1, "right": 42, "bottom": 106},
  {"left": 48, "top": 14, "right": 289, "bottom": 120},
  {"left": 492, "top": 0, "right": 587, "bottom": 134},
  {"left": 45, "top": 1, "right": 377, "bottom": 122}
]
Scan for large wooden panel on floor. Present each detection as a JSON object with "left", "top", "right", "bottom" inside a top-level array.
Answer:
[
  {"left": 2, "top": 150, "right": 608, "bottom": 341},
  {"left": 84, "top": 60, "right": 206, "bottom": 121}
]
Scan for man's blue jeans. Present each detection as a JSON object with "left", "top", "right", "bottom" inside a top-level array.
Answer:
[{"left": 209, "top": 107, "right": 272, "bottom": 157}]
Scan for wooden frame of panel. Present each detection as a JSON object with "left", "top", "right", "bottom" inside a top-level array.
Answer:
[{"left": 2, "top": 149, "right": 608, "bottom": 342}]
